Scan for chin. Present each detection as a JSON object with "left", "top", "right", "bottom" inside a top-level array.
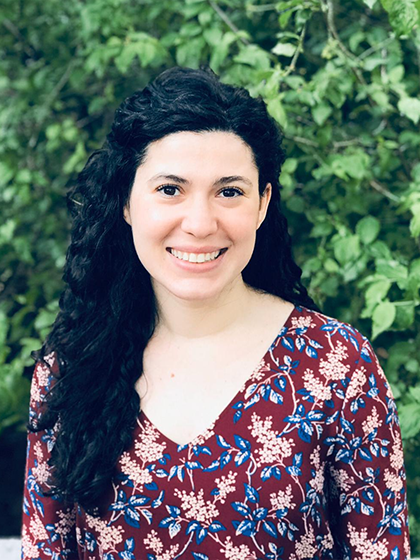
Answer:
[
  {"left": 172, "top": 288, "right": 223, "bottom": 302},
  {"left": 155, "top": 279, "right": 227, "bottom": 302}
]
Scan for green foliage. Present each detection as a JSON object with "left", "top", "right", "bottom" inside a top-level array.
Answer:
[
  {"left": 0, "top": 310, "right": 31, "bottom": 434},
  {"left": 1, "top": 0, "right": 419, "bottom": 549}
]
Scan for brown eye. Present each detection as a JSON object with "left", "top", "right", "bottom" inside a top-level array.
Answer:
[
  {"left": 157, "top": 185, "right": 180, "bottom": 196},
  {"left": 220, "top": 188, "right": 244, "bottom": 198}
]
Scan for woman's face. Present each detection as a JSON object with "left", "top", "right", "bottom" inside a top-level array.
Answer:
[{"left": 123, "top": 130, "right": 271, "bottom": 303}]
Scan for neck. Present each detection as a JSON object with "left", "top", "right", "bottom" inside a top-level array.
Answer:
[{"left": 153, "top": 277, "right": 259, "bottom": 341}]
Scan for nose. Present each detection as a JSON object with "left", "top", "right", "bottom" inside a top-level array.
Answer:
[{"left": 180, "top": 195, "right": 218, "bottom": 237}]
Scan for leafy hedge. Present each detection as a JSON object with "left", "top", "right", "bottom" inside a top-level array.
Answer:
[{"left": 1, "top": 0, "right": 419, "bottom": 550}]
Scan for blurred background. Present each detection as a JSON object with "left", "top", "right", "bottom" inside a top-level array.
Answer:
[{"left": 1, "top": 0, "right": 419, "bottom": 553}]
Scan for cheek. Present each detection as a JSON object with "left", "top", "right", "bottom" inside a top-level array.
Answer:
[
  {"left": 130, "top": 202, "right": 176, "bottom": 240},
  {"left": 224, "top": 207, "right": 260, "bottom": 239}
]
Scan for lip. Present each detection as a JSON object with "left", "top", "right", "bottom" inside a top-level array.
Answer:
[
  {"left": 167, "top": 247, "right": 228, "bottom": 271},
  {"left": 166, "top": 246, "right": 227, "bottom": 253}
]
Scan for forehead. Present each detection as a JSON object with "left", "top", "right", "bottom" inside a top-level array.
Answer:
[{"left": 136, "top": 131, "right": 258, "bottom": 178}]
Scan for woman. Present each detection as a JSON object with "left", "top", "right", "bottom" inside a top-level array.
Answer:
[{"left": 22, "top": 66, "right": 410, "bottom": 559}]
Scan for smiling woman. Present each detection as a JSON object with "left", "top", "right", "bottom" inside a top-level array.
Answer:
[{"left": 21, "top": 66, "right": 410, "bottom": 559}]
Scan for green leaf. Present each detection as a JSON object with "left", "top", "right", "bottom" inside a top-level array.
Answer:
[
  {"left": 209, "top": 32, "right": 236, "bottom": 73},
  {"left": 282, "top": 158, "right": 298, "bottom": 173},
  {"left": 280, "top": 171, "right": 293, "bottom": 189},
  {"left": 19, "top": 338, "right": 42, "bottom": 365},
  {"left": 381, "top": 0, "right": 419, "bottom": 35},
  {"left": 233, "top": 45, "right": 271, "bottom": 69},
  {"left": 278, "top": 7, "right": 295, "bottom": 28},
  {"left": 333, "top": 235, "right": 361, "bottom": 265},
  {"left": 361, "top": 279, "right": 391, "bottom": 317},
  {"left": 339, "top": 152, "right": 371, "bottom": 180},
  {"left": 312, "top": 104, "right": 332, "bottom": 126},
  {"left": 286, "top": 195, "right": 305, "bottom": 213},
  {"left": 409, "top": 202, "right": 420, "bottom": 236},
  {"left": 302, "top": 256, "right": 323, "bottom": 277},
  {"left": 341, "top": 254, "right": 368, "bottom": 283},
  {"left": 399, "top": 402, "right": 420, "bottom": 438},
  {"left": 398, "top": 97, "right": 420, "bottom": 124},
  {"left": 176, "top": 37, "right": 206, "bottom": 67},
  {"left": 394, "top": 303, "right": 415, "bottom": 329},
  {"left": 380, "top": 0, "right": 392, "bottom": 9},
  {"left": 369, "top": 241, "right": 392, "bottom": 260},
  {"left": 320, "top": 276, "right": 339, "bottom": 297},
  {"left": 410, "top": 257, "right": 420, "bottom": 277},
  {"left": 376, "top": 260, "right": 408, "bottom": 287},
  {"left": 324, "top": 258, "right": 339, "bottom": 273},
  {"left": 63, "top": 141, "right": 87, "bottom": 175},
  {"left": 197, "top": 8, "right": 212, "bottom": 26},
  {"left": 272, "top": 43, "right": 296, "bottom": 57},
  {"left": 356, "top": 216, "right": 381, "bottom": 244},
  {"left": 371, "top": 301, "right": 396, "bottom": 339},
  {"left": 203, "top": 28, "right": 223, "bottom": 47},
  {"left": 388, "top": 64, "right": 405, "bottom": 83},
  {"left": 0, "top": 162, "right": 14, "bottom": 188},
  {"left": 310, "top": 221, "right": 334, "bottom": 237},
  {"left": 0, "top": 311, "right": 9, "bottom": 363},
  {"left": 114, "top": 44, "right": 138, "bottom": 74},
  {"left": 34, "top": 302, "right": 59, "bottom": 339},
  {"left": 267, "top": 97, "right": 288, "bottom": 128},
  {"left": 409, "top": 385, "right": 420, "bottom": 403},
  {"left": 363, "top": 0, "right": 377, "bottom": 8},
  {"left": 0, "top": 219, "right": 16, "bottom": 244}
]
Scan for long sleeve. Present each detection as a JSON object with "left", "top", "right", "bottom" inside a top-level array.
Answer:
[
  {"left": 325, "top": 336, "right": 411, "bottom": 559},
  {"left": 21, "top": 354, "right": 79, "bottom": 560}
]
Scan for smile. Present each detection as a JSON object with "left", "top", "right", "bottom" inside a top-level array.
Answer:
[{"left": 167, "top": 248, "right": 227, "bottom": 263}]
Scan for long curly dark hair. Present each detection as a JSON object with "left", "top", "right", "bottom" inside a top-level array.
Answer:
[{"left": 31, "top": 66, "right": 320, "bottom": 513}]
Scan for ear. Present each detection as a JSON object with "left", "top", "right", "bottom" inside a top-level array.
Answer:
[
  {"left": 123, "top": 205, "right": 132, "bottom": 226},
  {"left": 257, "top": 183, "right": 272, "bottom": 229}
]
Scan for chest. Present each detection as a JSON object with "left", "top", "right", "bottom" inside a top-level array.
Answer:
[
  {"left": 89, "top": 371, "right": 332, "bottom": 559},
  {"left": 136, "top": 338, "right": 270, "bottom": 446},
  {"left": 135, "top": 300, "right": 295, "bottom": 446}
]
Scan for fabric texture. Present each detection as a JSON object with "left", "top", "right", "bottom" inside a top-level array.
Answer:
[{"left": 21, "top": 305, "right": 411, "bottom": 559}]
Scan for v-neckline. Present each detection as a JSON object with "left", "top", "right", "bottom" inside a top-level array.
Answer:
[{"left": 138, "top": 304, "right": 299, "bottom": 449}]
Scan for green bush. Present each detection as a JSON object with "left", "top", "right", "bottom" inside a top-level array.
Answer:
[{"left": 1, "top": 0, "right": 419, "bottom": 551}]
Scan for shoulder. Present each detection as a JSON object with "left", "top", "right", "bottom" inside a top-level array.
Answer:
[
  {"left": 277, "top": 305, "right": 393, "bottom": 398},
  {"left": 283, "top": 305, "right": 374, "bottom": 361},
  {"left": 274, "top": 306, "right": 396, "bottom": 420}
]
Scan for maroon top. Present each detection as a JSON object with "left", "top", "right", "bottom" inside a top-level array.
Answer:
[{"left": 22, "top": 305, "right": 410, "bottom": 559}]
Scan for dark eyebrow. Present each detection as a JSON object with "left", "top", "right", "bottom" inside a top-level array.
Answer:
[
  {"left": 149, "top": 174, "right": 189, "bottom": 184},
  {"left": 217, "top": 175, "right": 253, "bottom": 188},
  {"left": 148, "top": 174, "right": 253, "bottom": 188}
]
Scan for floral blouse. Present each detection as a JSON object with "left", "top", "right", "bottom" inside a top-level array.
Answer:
[{"left": 21, "top": 305, "right": 410, "bottom": 560}]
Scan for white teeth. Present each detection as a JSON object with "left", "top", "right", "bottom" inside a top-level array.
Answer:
[{"left": 170, "top": 249, "right": 222, "bottom": 262}]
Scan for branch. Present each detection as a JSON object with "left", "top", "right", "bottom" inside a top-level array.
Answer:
[
  {"left": 282, "top": 24, "right": 307, "bottom": 77},
  {"left": 332, "top": 139, "right": 362, "bottom": 148},
  {"left": 369, "top": 180, "right": 400, "bottom": 203},
  {"left": 324, "top": 0, "right": 367, "bottom": 87},
  {"left": 287, "top": 135, "right": 319, "bottom": 148},
  {"left": 357, "top": 36, "right": 395, "bottom": 61},
  {"left": 3, "top": 18, "right": 36, "bottom": 58},
  {"left": 29, "top": 59, "right": 77, "bottom": 149},
  {"left": 209, "top": 0, "right": 250, "bottom": 45},
  {"left": 372, "top": 119, "right": 387, "bottom": 136},
  {"left": 247, "top": 3, "right": 289, "bottom": 12},
  {"left": 416, "top": 30, "right": 420, "bottom": 84}
]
